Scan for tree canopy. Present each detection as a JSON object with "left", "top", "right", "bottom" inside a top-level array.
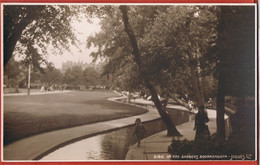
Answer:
[
  {"left": 88, "top": 5, "right": 255, "bottom": 138},
  {"left": 88, "top": 5, "right": 218, "bottom": 103},
  {"left": 4, "top": 5, "right": 94, "bottom": 67}
]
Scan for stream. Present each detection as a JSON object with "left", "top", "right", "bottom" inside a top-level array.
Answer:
[{"left": 41, "top": 109, "right": 194, "bottom": 160}]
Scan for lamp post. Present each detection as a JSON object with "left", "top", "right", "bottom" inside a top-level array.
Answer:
[{"left": 27, "top": 63, "right": 31, "bottom": 95}]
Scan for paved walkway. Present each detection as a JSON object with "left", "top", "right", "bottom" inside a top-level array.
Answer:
[
  {"left": 4, "top": 90, "right": 71, "bottom": 97},
  {"left": 3, "top": 97, "right": 161, "bottom": 161},
  {"left": 125, "top": 109, "right": 224, "bottom": 160}
]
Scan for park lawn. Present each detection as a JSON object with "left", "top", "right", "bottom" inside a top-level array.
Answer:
[{"left": 4, "top": 90, "right": 147, "bottom": 145}]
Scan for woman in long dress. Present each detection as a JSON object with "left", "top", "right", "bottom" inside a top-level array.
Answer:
[{"left": 193, "top": 105, "right": 210, "bottom": 141}]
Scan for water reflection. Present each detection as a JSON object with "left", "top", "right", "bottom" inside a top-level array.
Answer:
[
  {"left": 41, "top": 109, "right": 193, "bottom": 160},
  {"left": 100, "top": 119, "right": 167, "bottom": 160}
]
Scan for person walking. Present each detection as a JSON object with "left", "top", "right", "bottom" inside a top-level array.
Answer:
[
  {"left": 193, "top": 105, "right": 210, "bottom": 141},
  {"left": 133, "top": 118, "right": 147, "bottom": 147}
]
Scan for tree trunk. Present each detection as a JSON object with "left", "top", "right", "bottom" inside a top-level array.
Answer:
[
  {"left": 197, "top": 66, "right": 206, "bottom": 105},
  {"left": 145, "top": 80, "right": 181, "bottom": 136},
  {"left": 119, "top": 5, "right": 181, "bottom": 136},
  {"left": 4, "top": 6, "right": 45, "bottom": 66},
  {"left": 215, "top": 7, "right": 228, "bottom": 139},
  {"left": 185, "top": 16, "right": 205, "bottom": 108},
  {"left": 4, "top": 18, "right": 31, "bottom": 66},
  {"left": 189, "top": 58, "right": 204, "bottom": 107},
  {"left": 216, "top": 68, "right": 226, "bottom": 139}
]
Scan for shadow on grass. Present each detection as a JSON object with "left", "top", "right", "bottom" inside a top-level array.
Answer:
[{"left": 4, "top": 92, "right": 148, "bottom": 145}]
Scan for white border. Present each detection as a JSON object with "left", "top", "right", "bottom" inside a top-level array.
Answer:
[{"left": 1, "top": 3, "right": 258, "bottom": 162}]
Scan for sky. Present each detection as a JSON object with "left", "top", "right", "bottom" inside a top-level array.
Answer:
[{"left": 46, "top": 17, "right": 101, "bottom": 69}]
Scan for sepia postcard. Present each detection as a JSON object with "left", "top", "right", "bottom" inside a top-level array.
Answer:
[{"left": 1, "top": 1, "right": 257, "bottom": 165}]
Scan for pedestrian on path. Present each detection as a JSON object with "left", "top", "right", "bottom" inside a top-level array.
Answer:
[
  {"left": 40, "top": 85, "right": 44, "bottom": 92},
  {"left": 133, "top": 118, "right": 147, "bottom": 147},
  {"left": 193, "top": 105, "right": 210, "bottom": 141}
]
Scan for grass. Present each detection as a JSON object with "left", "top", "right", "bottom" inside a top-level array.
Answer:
[{"left": 3, "top": 90, "right": 147, "bottom": 145}]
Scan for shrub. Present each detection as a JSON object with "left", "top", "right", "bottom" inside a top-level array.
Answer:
[{"left": 168, "top": 133, "right": 255, "bottom": 160}]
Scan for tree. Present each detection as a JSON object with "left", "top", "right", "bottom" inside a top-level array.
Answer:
[
  {"left": 214, "top": 6, "right": 255, "bottom": 139},
  {"left": 4, "top": 5, "right": 45, "bottom": 66},
  {"left": 140, "top": 6, "right": 218, "bottom": 107},
  {"left": 88, "top": 5, "right": 219, "bottom": 136},
  {"left": 38, "top": 63, "right": 63, "bottom": 86},
  {"left": 83, "top": 67, "right": 102, "bottom": 87},
  {"left": 4, "top": 57, "right": 22, "bottom": 87},
  {"left": 4, "top": 5, "right": 94, "bottom": 95},
  {"left": 3, "top": 5, "right": 89, "bottom": 66},
  {"left": 119, "top": 6, "right": 182, "bottom": 136},
  {"left": 63, "top": 65, "right": 84, "bottom": 88},
  {"left": 88, "top": 6, "right": 181, "bottom": 136}
]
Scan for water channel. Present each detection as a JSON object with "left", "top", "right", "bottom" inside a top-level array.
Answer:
[{"left": 41, "top": 109, "right": 194, "bottom": 160}]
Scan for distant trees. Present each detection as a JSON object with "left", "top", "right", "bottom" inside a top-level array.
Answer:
[
  {"left": 4, "top": 57, "right": 22, "bottom": 88},
  {"left": 39, "top": 63, "right": 63, "bottom": 86},
  {"left": 63, "top": 65, "right": 84, "bottom": 88},
  {"left": 62, "top": 64, "right": 107, "bottom": 89},
  {"left": 4, "top": 58, "right": 107, "bottom": 91},
  {"left": 83, "top": 67, "right": 103, "bottom": 87}
]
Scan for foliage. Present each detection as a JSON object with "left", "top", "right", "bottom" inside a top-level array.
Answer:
[
  {"left": 89, "top": 5, "right": 255, "bottom": 139},
  {"left": 4, "top": 58, "right": 21, "bottom": 81},
  {"left": 83, "top": 67, "right": 104, "bottom": 87},
  {"left": 88, "top": 5, "right": 218, "bottom": 102},
  {"left": 4, "top": 5, "right": 45, "bottom": 66},
  {"left": 87, "top": 6, "right": 164, "bottom": 93},
  {"left": 214, "top": 6, "right": 255, "bottom": 98},
  {"left": 8, "top": 5, "right": 81, "bottom": 70},
  {"left": 39, "top": 63, "right": 63, "bottom": 85},
  {"left": 62, "top": 64, "right": 106, "bottom": 88},
  {"left": 63, "top": 65, "right": 84, "bottom": 87},
  {"left": 140, "top": 6, "right": 218, "bottom": 101},
  {"left": 4, "top": 57, "right": 107, "bottom": 90},
  {"left": 213, "top": 6, "right": 255, "bottom": 138},
  {"left": 168, "top": 133, "right": 255, "bottom": 158},
  {"left": 4, "top": 57, "right": 22, "bottom": 87},
  {"left": 4, "top": 5, "right": 100, "bottom": 66}
]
